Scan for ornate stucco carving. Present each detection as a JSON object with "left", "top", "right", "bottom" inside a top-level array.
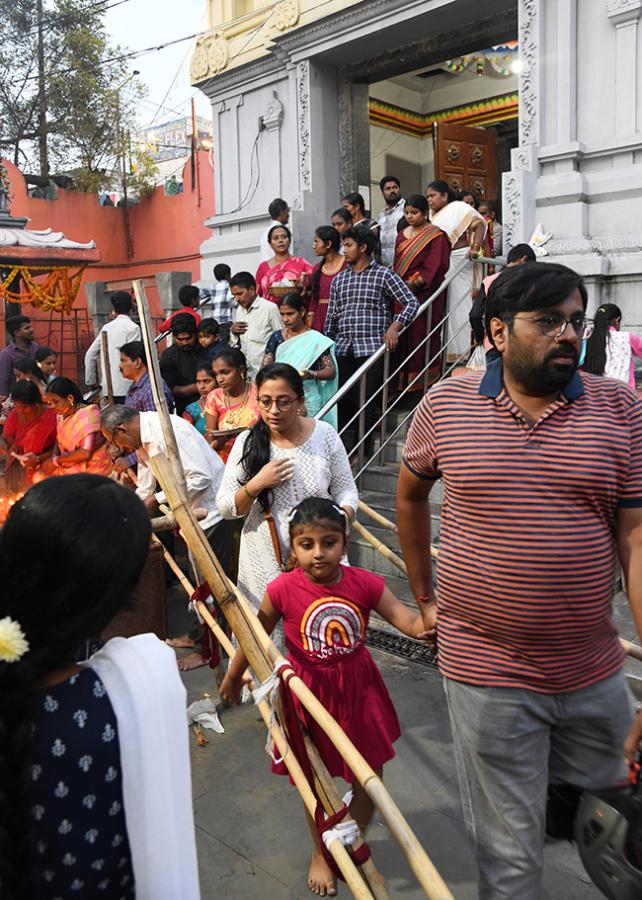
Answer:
[
  {"left": 190, "top": 33, "right": 228, "bottom": 82},
  {"left": 296, "top": 61, "right": 311, "bottom": 192},
  {"left": 207, "top": 34, "right": 229, "bottom": 75},
  {"left": 518, "top": 0, "right": 538, "bottom": 146},
  {"left": 502, "top": 172, "right": 522, "bottom": 251},
  {"left": 275, "top": 0, "right": 300, "bottom": 31},
  {"left": 607, "top": 0, "right": 642, "bottom": 25},
  {"left": 262, "top": 93, "right": 284, "bottom": 130},
  {"left": 190, "top": 39, "right": 209, "bottom": 82}
]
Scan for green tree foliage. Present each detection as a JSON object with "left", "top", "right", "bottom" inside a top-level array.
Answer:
[{"left": 0, "top": 0, "right": 144, "bottom": 189}]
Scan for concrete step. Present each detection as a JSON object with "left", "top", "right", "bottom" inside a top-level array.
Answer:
[
  {"left": 349, "top": 536, "right": 403, "bottom": 579},
  {"left": 359, "top": 488, "right": 443, "bottom": 521},
  {"left": 359, "top": 464, "right": 401, "bottom": 495}
]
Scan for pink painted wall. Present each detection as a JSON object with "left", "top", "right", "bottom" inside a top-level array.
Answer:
[{"left": 1, "top": 155, "right": 214, "bottom": 379}]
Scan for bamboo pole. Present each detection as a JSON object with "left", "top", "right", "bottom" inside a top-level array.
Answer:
[
  {"left": 132, "top": 276, "right": 397, "bottom": 893},
  {"left": 194, "top": 593, "right": 388, "bottom": 900},
  {"left": 620, "top": 638, "right": 642, "bottom": 662},
  {"left": 154, "top": 454, "right": 452, "bottom": 899},
  {"left": 151, "top": 534, "right": 195, "bottom": 595},
  {"left": 356, "top": 515, "right": 642, "bottom": 670},
  {"left": 101, "top": 330, "right": 114, "bottom": 405},
  {"left": 352, "top": 520, "right": 408, "bottom": 576},
  {"left": 303, "top": 735, "right": 389, "bottom": 900},
  {"left": 150, "top": 508, "right": 208, "bottom": 533},
  {"left": 194, "top": 602, "right": 375, "bottom": 900},
  {"left": 359, "top": 500, "right": 398, "bottom": 533},
  {"left": 132, "top": 279, "right": 186, "bottom": 492},
  {"left": 354, "top": 516, "right": 439, "bottom": 564},
  {"left": 280, "top": 669, "right": 453, "bottom": 900},
  {"left": 189, "top": 530, "right": 453, "bottom": 900}
]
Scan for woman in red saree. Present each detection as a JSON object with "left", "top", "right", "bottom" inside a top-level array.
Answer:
[
  {"left": 0, "top": 380, "right": 57, "bottom": 491},
  {"left": 393, "top": 194, "right": 451, "bottom": 388},
  {"left": 255, "top": 225, "right": 313, "bottom": 304}
]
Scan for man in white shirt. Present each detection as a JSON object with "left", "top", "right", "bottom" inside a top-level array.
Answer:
[
  {"left": 229, "top": 271, "right": 281, "bottom": 378},
  {"left": 259, "top": 198, "right": 290, "bottom": 261},
  {"left": 377, "top": 175, "right": 406, "bottom": 268},
  {"left": 85, "top": 292, "right": 141, "bottom": 401},
  {"left": 101, "top": 404, "right": 237, "bottom": 669}
]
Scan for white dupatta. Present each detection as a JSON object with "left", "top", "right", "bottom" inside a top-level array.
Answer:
[
  {"left": 84, "top": 634, "right": 201, "bottom": 900},
  {"left": 430, "top": 200, "right": 486, "bottom": 247}
]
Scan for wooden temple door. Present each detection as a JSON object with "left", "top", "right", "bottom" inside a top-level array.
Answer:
[{"left": 434, "top": 123, "right": 497, "bottom": 201}]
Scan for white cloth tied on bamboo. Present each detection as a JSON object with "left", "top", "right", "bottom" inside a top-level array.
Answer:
[
  {"left": 84, "top": 634, "right": 201, "bottom": 900},
  {"left": 321, "top": 790, "right": 360, "bottom": 852},
  {"left": 252, "top": 657, "right": 291, "bottom": 765},
  {"left": 251, "top": 656, "right": 291, "bottom": 705}
]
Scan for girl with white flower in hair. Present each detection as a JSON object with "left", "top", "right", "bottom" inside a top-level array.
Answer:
[{"left": 0, "top": 475, "right": 200, "bottom": 900}]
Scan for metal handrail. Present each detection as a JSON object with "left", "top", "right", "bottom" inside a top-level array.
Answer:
[
  {"left": 337, "top": 281, "right": 474, "bottom": 440},
  {"left": 348, "top": 317, "right": 473, "bottom": 465},
  {"left": 314, "top": 255, "right": 465, "bottom": 421},
  {"left": 314, "top": 254, "right": 501, "bottom": 422}
]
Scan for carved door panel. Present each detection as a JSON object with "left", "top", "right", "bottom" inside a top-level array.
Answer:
[{"left": 434, "top": 123, "right": 497, "bottom": 201}]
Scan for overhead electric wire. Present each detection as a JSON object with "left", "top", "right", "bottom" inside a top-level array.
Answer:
[
  {"left": 24, "top": 0, "right": 131, "bottom": 37},
  {"left": 7, "top": 29, "right": 206, "bottom": 87}
]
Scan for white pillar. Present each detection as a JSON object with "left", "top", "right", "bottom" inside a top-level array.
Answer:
[
  {"left": 607, "top": 0, "right": 642, "bottom": 136},
  {"left": 556, "top": 0, "right": 577, "bottom": 144}
]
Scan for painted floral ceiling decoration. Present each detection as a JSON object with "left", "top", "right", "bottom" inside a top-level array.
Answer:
[{"left": 446, "top": 41, "right": 520, "bottom": 77}]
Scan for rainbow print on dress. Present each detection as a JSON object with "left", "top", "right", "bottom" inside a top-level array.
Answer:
[{"left": 300, "top": 597, "right": 365, "bottom": 659}]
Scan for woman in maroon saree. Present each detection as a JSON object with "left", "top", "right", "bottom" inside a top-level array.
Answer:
[
  {"left": 308, "top": 225, "right": 347, "bottom": 333},
  {"left": 393, "top": 194, "right": 451, "bottom": 388}
]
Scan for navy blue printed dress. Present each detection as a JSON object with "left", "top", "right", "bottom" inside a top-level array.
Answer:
[{"left": 29, "top": 668, "right": 135, "bottom": 898}]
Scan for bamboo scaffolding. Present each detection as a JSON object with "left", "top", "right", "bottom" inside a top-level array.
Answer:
[
  {"left": 134, "top": 281, "right": 454, "bottom": 900},
  {"left": 357, "top": 515, "right": 642, "bottom": 667},
  {"left": 101, "top": 330, "right": 114, "bottom": 405},
  {"left": 194, "top": 602, "right": 376, "bottom": 900},
  {"left": 620, "top": 638, "right": 642, "bottom": 662},
  {"left": 359, "top": 508, "right": 642, "bottom": 675},
  {"left": 359, "top": 500, "right": 398, "bottom": 533},
  {"left": 151, "top": 534, "right": 195, "bottom": 595},
  {"left": 353, "top": 520, "right": 408, "bottom": 576},
  {"left": 150, "top": 508, "right": 207, "bottom": 533},
  {"left": 356, "top": 507, "right": 439, "bottom": 560},
  {"left": 132, "top": 279, "right": 187, "bottom": 493}
]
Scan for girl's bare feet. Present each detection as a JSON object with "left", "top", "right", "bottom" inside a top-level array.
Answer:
[
  {"left": 307, "top": 849, "right": 336, "bottom": 896},
  {"left": 166, "top": 635, "right": 196, "bottom": 649}
]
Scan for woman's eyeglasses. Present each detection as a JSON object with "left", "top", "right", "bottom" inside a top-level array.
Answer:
[{"left": 257, "top": 395, "right": 298, "bottom": 411}]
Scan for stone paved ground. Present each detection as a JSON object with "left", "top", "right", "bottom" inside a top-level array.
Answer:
[{"left": 170, "top": 587, "right": 620, "bottom": 899}]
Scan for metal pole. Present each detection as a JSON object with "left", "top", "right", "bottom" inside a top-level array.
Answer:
[
  {"left": 380, "top": 352, "right": 389, "bottom": 453},
  {"left": 358, "top": 374, "right": 366, "bottom": 471},
  {"left": 423, "top": 302, "right": 433, "bottom": 395}
]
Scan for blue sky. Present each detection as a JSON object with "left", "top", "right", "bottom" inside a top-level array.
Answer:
[{"left": 105, "top": 0, "right": 212, "bottom": 129}]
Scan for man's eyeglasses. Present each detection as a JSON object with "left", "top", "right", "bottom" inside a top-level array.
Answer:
[
  {"left": 257, "top": 395, "right": 298, "bottom": 411},
  {"left": 511, "top": 313, "right": 594, "bottom": 340}
]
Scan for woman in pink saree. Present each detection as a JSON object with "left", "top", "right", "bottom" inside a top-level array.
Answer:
[
  {"left": 42, "top": 377, "right": 113, "bottom": 477},
  {"left": 255, "top": 225, "right": 313, "bottom": 304}
]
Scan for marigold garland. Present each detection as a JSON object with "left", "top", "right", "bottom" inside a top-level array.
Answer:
[{"left": 0, "top": 264, "right": 86, "bottom": 314}]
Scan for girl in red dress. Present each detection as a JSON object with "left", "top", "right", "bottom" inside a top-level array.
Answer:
[{"left": 220, "top": 497, "right": 431, "bottom": 897}]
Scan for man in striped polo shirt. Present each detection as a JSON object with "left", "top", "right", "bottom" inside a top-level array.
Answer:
[{"left": 397, "top": 261, "right": 642, "bottom": 898}]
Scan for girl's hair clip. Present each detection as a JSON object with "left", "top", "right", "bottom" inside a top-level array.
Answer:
[
  {"left": 286, "top": 507, "right": 299, "bottom": 524},
  {"left": 332, "top": 503, "right": 347, "bottom": 519}
]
